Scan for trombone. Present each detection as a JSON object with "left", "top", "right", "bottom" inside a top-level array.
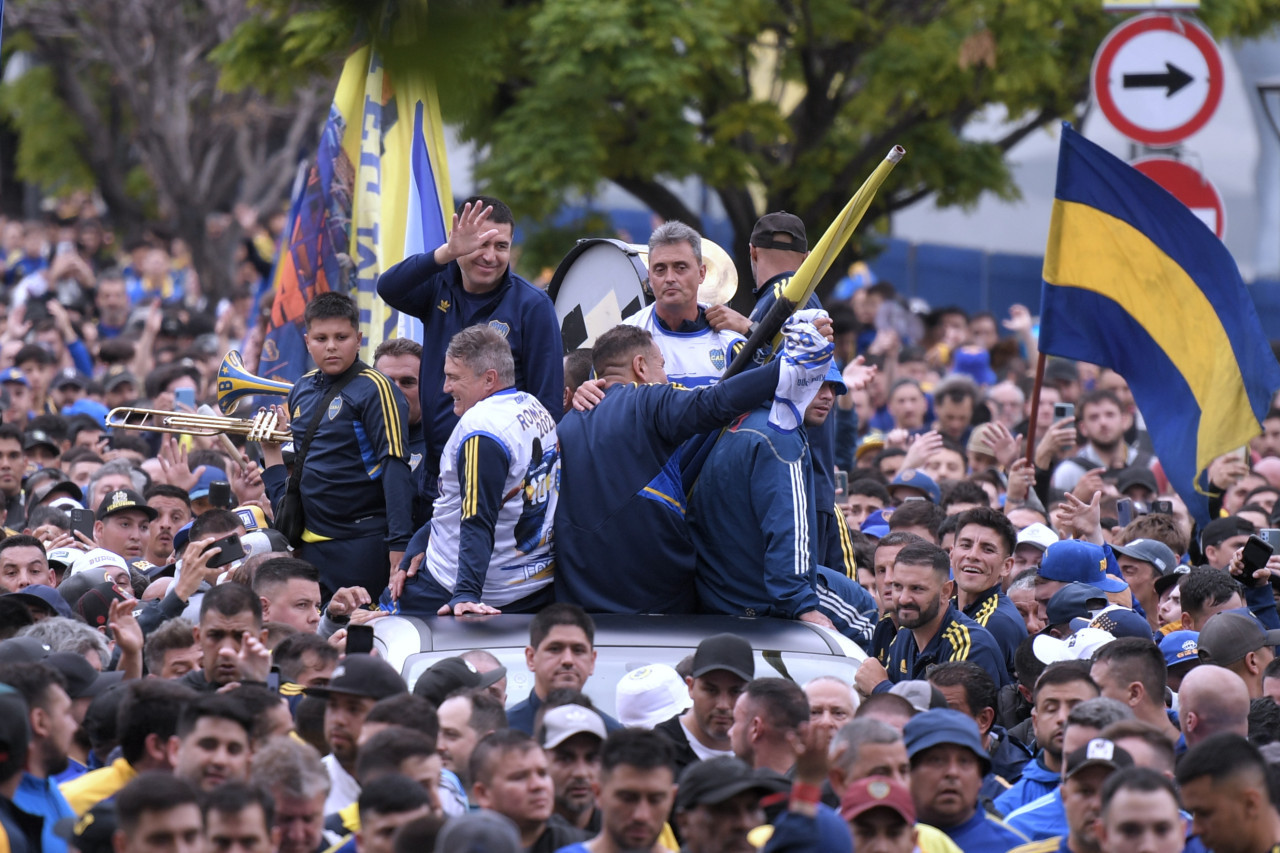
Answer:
[{"left": 106, "top": 406, "right": 293, "bottom": 443}]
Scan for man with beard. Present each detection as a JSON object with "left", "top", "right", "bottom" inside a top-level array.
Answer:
[
  {"left": 144, "top": 485, "right": 192, "bottom": 566},
  {"left": 303, "top": 656, "right": 408, "bottom": 814},
  {"left": 673, "top": 757, "right": 778, "bottom": 853},
  {"left": 555, "top": 729, "right": 677, "bottom": 853},
  {"left": 0, "top": 662, "right": 78, "bottom": 853},
  {"left": 538, "top": 704, "right": 606, "bottom": 834},
  {"left": 654, "top": 632, "right": 754, "bottom": 777},
  {"left": 855, "top": 543, "right": 1007, "bottom": 695},
  {"left": 868, "top": 532, "right": 929, "bottom": 669},
  {"left": 994, "top": 664, "right": 1100, "bottom": 815},
  {"left": 1050, "top": 391, "right": 1151, "bottom": 493}
]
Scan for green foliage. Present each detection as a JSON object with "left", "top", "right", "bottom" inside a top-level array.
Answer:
[
  {"left": 0, "top": 65, "right": 96, "bottom": 192},
  {"left": 516, "top": 210, "right": 616, "bottom": 279}
]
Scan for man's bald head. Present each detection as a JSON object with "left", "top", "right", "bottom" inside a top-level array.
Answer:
[{"left": 1179, "top": 665, "right": 1250, "bottom": 747}]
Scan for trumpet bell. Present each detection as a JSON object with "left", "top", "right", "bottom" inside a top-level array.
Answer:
[{"left": 217, "top": 351, "right": 292, "bottom": 415}]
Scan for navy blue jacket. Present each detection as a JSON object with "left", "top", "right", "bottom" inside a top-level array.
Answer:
[
  {"left": 688, "top": 406, "right": 823, "bottom": 619},
  {"left": 267, "top": 363, "right": 414, "bottom": 548},
  {"left": 554, "top": 361, "right": 782, "bottom": 614},
  {"left": 376, "top": 252, "right": 563, "bottom": 497},
  {"left": 876, "top": 603, "right": 1011, "bottom": 689},
  {"left": 962, "top": 584, "right": 1028, "bottom": 683}
]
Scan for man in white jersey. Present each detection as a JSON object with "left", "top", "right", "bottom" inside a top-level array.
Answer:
[
  {"left": 388, "top": 324, "right": 559, "bottom": 616},
  {"left": 623, "top": 220, "right": 746, "bottom": 387}
]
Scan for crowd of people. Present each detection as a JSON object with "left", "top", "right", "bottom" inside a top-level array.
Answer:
[{"left": 0, "top": 190, "right": 1278, "bottom": 853}]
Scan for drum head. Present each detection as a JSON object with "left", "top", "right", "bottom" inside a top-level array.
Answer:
[{"left": 549, "top": 239, "right": 650, "bottom": 352}]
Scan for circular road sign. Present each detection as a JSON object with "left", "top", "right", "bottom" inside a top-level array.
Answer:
[
  {"left": 1132, "top": 156, "right": 1225, "bottom": 239},
  {"left": 1091, "top": 14, "right": 1224, "bottom": 147}
]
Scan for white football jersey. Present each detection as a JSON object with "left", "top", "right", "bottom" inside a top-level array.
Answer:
[
  {"left": 623, "top": 304, "right": 746, "bottom": 387},
  {"left": 426, "top": 388, "right": 558, "bottom": 606}
]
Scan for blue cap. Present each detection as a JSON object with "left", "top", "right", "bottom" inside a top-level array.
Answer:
[
  {"left": 1077, "top": 606, "right": 1154, "bottom": 641},
  {"left": 3, "top": 585, "right": 74, "bottom": 619},
  {"left": 903, "top": 708, "right": 991, "bottom": 773},
  {"left": 889, "top": 469, "right": 941, "bottom": 504},
  {"left": 189, "top": 467, "right": 228, "bottom": 501},
  {"left": 62, "top": 399, "right": 109, "bottom": 425},
  {"left": 0, "top": 367, "right": 28, "bottom": 387},
  {"left": 861, "top": 508, "right": 893, "bottom": 538},
  {"left": 1038, "top": 540, "right": 1129, "bottom": 594},
  {"left": 1046, "top": 582, "right": 1108, "bottom": 626},
  {"left": 822, "top": 363, "right": 847, "bottom": 395},
  {"left": 1159, "top": 630, "right": 1200, "bottom": 668},
  {"left": 172, "top": 520, "right": 195, "bottom": 556}
]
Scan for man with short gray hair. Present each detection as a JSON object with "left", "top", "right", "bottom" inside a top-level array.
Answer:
[
  {"left": 622, "top": 220, "right": 747, "bottom": 387},
  {"left": 391, "top": 325, "right": 559, "bottom": 618}
]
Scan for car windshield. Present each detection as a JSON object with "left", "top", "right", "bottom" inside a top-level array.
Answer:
[{"left": 403, "top": 645, "right": 860, "bottom": 718}]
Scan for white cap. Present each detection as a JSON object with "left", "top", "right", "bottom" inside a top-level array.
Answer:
[
  {"left": 1033, "top": 627, "right": 1116, "bottom": 664},
  {"left": 47, "top": 547, "right": 86, "bottom": 568},
  {"left": 614, "top": 664, "right": 690, "bottom": 729},
  {"left": 1017, "top": 523, "right": 1060, "bottom": 552},
  {"left": 48, "top": 496, "right": 84, "bottom": 511},
  {"left": 70, "top": 548, "right": 128, "bottom": 577}
]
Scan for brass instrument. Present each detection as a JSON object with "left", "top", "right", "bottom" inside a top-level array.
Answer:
[
  {"left": 217, "top": 350, "right": 292, "bottom": 415},
  {"left": 107, "top": 407, "right": 292, "bottom": 443}
]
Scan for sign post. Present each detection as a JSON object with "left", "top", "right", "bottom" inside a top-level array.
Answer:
[{"left": 1132, "top": 156, "right": 1226, "bottom": 239}]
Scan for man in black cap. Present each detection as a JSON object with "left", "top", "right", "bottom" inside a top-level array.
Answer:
[
  {"left": 303, "top": 655, "right": 407, "bottom": 815},
  {"left": 1109, "top": 538, "right": 1178, "bottom": 629},
  {"left": 655, "top": 632, "right": 754, "bottom": 777},
  {"left": 0, "top": 661, "right": 77, "bottom": 853},
  {"left": 673, "top": 756, "right": 780, "bottom": 853},
  {"left": 0, "top": 684, "right": 40, "bottom": 853},
  {"left": 411, "top": 656, "right": 507, "bottom": 708},
  {"left": 92, "top": 489, "right": 157, "bottom": 562},
  {"left": 22, "top": 428, "right": 60, "bottom": 470},
  {"left": 1196, "top": 611, "right": 1280, "bottom": 699},
  {"left": 1011, "top": 738, "right": 1135, "bottom": 853},
  {"left": 1200, "top": 516, "right": 1255, "bottom": 571}
]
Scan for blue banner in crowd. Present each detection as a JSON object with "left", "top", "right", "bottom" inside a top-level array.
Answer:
[{"left": 1039, "top": 123, "right": 1280, "bottom": 526}]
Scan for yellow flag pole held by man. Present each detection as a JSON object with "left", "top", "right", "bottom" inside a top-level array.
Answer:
[{"left": 721, "top": 145, "right": 906, "bottom": 380}]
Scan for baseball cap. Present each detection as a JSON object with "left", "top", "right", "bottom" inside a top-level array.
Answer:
[
  {"left": 821, "top": 362, "right": 847, "bottom": 396},
  {"left": 1063, "top": 738, "right": 1134, "bottom": 779},
  {"left": 0, "top": 684, "right": 31, "bottom": 773},
  {"left": 0, "top": 636, "right": 51, "bottom": 665},
  {"left": 1016, "top": 523, "right": 1059, "bottom": 553},
  {"left": 1079, "top": 606, "right": 1154, "bottom": 640},
  {"left": 889, "top": 680, "right": 948, "bottom": 714},
  {"left": 305, "top": 655, "right": 406, "bottom": 700},
  {"left": 45, "top": 651, "right": 105, "bottom": 700},
  {"left": 95, "top": 489, "right": 158, "bottom": 522},
  {"left": 22, "top": 429, "right": 58, "bottom": 454},
  {"left": 1115, "top": 467, "right": 1158, "bottom": 497},
  {"left": 903, "top": 709, "right": 990, "bottom": 773},
  {"left": 3, "top": 584, "right": 75, "bottom": 619},
  {"left": 52, "top": 367, "right": 89, "bottom": 390},
  {"left": 189, "top": 468, "right": 229, "bottom": 502},
  {"left": 749, "top": 212, "right": 807, "bottom": 253},
  {"left": 1044, "top": 358, "right": 1079, "bottom": 385},
  {"left": 1033, "top": 627, "right": 1116, "bottom": 664},
  {"left": 839, "top": 776, "right": 916, "bottom": 825},
  {"left": 540, "top": 704, "right": 607, "bottom": 750},
  {"left": 411, "top": 656, "right": 506, "bottom": 706},
  {"left": 49, "top": 496, "right": 84, "bottom": 512},
  {"left": 1197, "top": 612, "right": 1280, "bottom": 666},
  {"left": 29, "top": 477, "right": 83, "bottom": 507},
  {"left": 1111, "top": 539, "right": 1178, "bottom": 575},
  {"left": 240, "top": 530, "right": 290, "bottom": 560},
  {"left": 1200, "top": 516, "right": 1255, "bottom": 552},
  {"left": 855, "top": 432, "right": 887, "bottom": 462},
  {"left": 1159, "top": 630, "right": 1200, "bottom": 668},
  {"left": 102, "top": 370, "right": 138, "bottom": 393},
  {"left": 69, "top": 549, "right": 128, "bottom": 580},
  {"left": 691, "top": 633, "right": 754, "bottom": 682},
  {"left": 889, "top": 469, "right": 941, "bottom": 504},
  {"left": 234, "top": 505, "right": 269, "bottom": 532},
  {"left": 861, "top": 508, "right": 892, "bottom": 539},
  {"left": 1037, "top": 540, "right": 1128, "bottom": 594},
  {"left": 615, "top": 664, "right": 690, "bottom": 728},
  {"left": 61, "top": 399, "right": 109, "bottom": 425},
  {"left": 47, "top": 546, "right": 86, "bottom": 575},
  {"left": 1046, "top": 582, "right": 1108, "bottom": 627},
  {"left": 1153, "top": 563, "right": 1190, "bottom": 597},
  {"left": 0, "top": 367, "right": 28, "bottom": 387},
  {"left": 55, "top": 801, "right": 117, "bottom": 853},
  {"left": 951, "top": 347, "right": 996, "bottom": 388},
  {"left": 675, "top": 756, "right": 786, "bottom": 812},
  {"left": 75, "top": 582, "right": 128, "bottom": 630}
]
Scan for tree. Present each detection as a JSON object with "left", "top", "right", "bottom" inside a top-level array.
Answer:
[
  {"left": 1, "top": 0, "right": 333, "bottom": 297},
  {"left": 221, "top": 0, "right": 1280, "bottom": 285}
]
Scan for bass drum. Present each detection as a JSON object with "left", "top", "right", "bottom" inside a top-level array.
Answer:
[{"left": 548, "top": 237, "right": 738, "bottom": 353}]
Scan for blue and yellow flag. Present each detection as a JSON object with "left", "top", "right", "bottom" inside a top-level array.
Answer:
[
  {"left": 259, "top": 44, "right": 451, "bottom": 381},
  {"left": 1040, "top": 124, "right": 1280, "bottom": 525}
]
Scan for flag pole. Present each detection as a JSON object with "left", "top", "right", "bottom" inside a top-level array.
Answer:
[{"left": 1025, "top": 352, "right": 1047, "bottom": 465}]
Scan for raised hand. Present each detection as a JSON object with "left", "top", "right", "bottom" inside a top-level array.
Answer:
[{"left": 441, "top": 202, "right": 500, "bottom": 264}]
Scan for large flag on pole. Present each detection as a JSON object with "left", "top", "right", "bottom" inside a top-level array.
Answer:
[
  {"left": 1039, "top": 124, "right": 1280, "bottom": 525},
  {"left": 259, "top": 44, "right": 451, "bottom": 381}
]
